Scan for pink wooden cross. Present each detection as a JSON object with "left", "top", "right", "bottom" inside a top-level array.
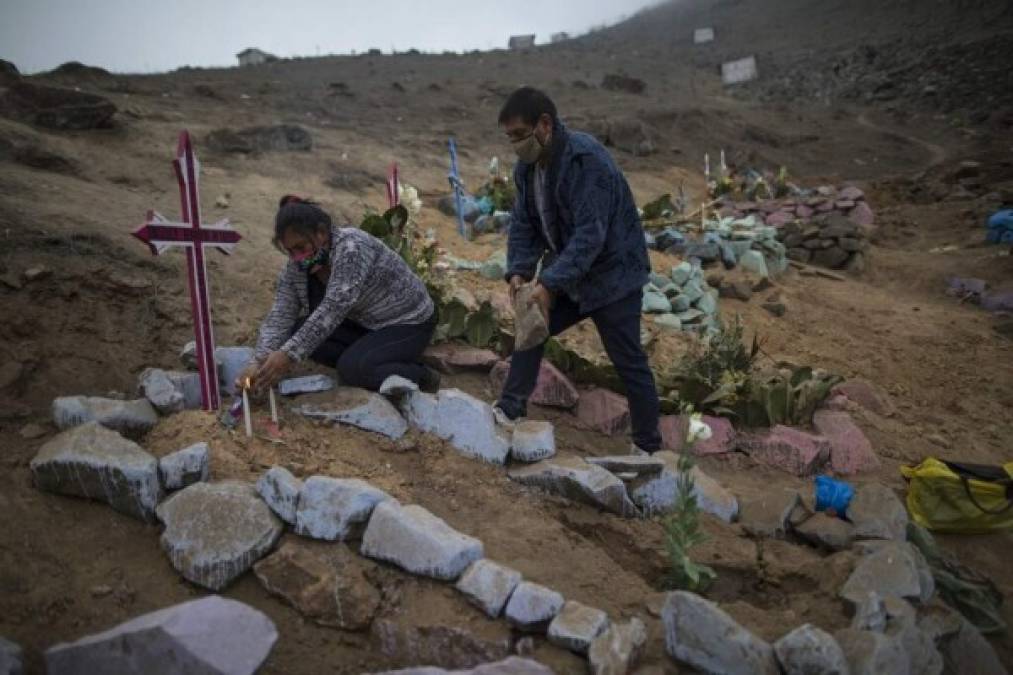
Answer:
[
  {"left": 132, "top": 130, "right": 241, "bottom": 411},
  {"left": 386, "top": 162, "right": 399, "bottom": 209}
]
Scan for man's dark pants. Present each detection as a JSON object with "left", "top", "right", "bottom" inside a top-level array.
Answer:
[{"left": 496, "top": 289, "right": 662, "bottom": 451}]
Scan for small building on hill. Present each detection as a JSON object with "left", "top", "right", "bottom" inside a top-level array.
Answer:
[
  {"left": 550, "top": 32, "right": 570, "bottom": 43},
  {"left": 236, "top": 48, "right": 277, "bottom": 67},
  {"left": 508, "top": 34, "right": 536, "bottom": 50}
]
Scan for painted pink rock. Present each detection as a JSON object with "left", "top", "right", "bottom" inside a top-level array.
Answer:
[
  {"left": 738, "top": 425, "right": 831, "bottom": 476},
  {"left": 489, "top": 360, "right": 579, "bottom": 409},
  {"left": 575, "top": 388, "right": 630, "bottom": 436},
  {"left": 796, "top": 205, "right": 814, "bottom": 219},
  {"left": 765, "top": 211, "right": 792, "bottom": 227},
  {"left": 660, "top": 415, "right": 736, "bottom": 455},
  {"left": 849, "top": 201, "right": 875, "bottom": 227},
  {"left": 424, "top": 344, "right": 501, "bottom": 374},
  {"left": 816, "top": 201, "right": 835, "bottom": 212},
  {"left": 838, "top": 186, "right": 865, "bottom": 201},
  {"left": 835, "top": 199, "right": 856, "bottom": 210},
  {"left": 831, "top": 380, "right": 895, "bottom": 417},
  {"left": 813, "top": 410, "right": 881, "bottom": 475},
  {"left": 735, "top": 202, "right": 757, "bottom": 211},
  {"left": 823, "top": 394, "right": 851, "bottom": 411},
  {"left": 760, "top": 201, "right": 781, "bottom": 213}
]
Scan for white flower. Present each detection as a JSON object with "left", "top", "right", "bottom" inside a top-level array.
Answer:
[
  {"left": 398, "top": 184, "right": 423, "bottom": 218},
  {"left": 686, "top": 413, "right": 712, "bottom": 444}
]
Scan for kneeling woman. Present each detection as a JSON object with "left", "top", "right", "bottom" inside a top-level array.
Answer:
[{"left": 241, "top": 196, "right": 439, "bottom": 393}]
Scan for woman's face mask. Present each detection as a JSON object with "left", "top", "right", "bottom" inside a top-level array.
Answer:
[{"left": 291, "top": 246, "right": 329, "bottom": 273}]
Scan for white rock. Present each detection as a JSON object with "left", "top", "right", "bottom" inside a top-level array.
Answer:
[
  {"left": 156, "top": 481, "right": 284, "bottom": 591},
  {"left": 455, "top": 559, "right": 522, "bottom": 618},
  {"left": 296, "top": 387, "right": 408, "bottom": 439},
  {"left": 508, "top": 456, "right": 640, "bottom": 517},
  {"left": 662, "top": 591, "right": 779, "bottom": 675},
  {"left": 504, "top": 581, "right": 564, "bottom": 632},
  {"left": 294, "top": 476, "right": 391, "bottom": 541},
  {"left": 278, "top": 374, "right": 335, "bottom": 396},
  {"left": 833, "top": 628, "right": 910, "bottom": 675},
  {"left": 52, "top": 396, "right": 158, "bottom": 436},
  {"left": 510, "top": 420, "right": 556, "bottom": 462},
  {"left": 361, "top": 500, "right": 483, "bottom": 581},
  {"left": 588, "top": 618, "right": 648, "bottom": 675},
  {"left": 400, "top": 390, "right": 440, "bottom": 434},
  {"left": 378, "top": 375, "right": 420, "bottom": 397},
  {"left": 158, "top": 442, "right": 209, "bottom": 490},
  {"left": 840, "top": 541, "right": 934, "bottom": 606},
  {"left": 0, "top": 636, "right": 23, "bottom": 675},
  {"left": 30, "top": 421, "right": 162, "bottom": 522},
  {"left": 629, "top": 451, "right": 738, "bottom": 522},
  {"left": 774, "top": 624, "right": 849, "bottom": 675},
  {"left": 137, "top": 368, "right": 184, "bottom": 414},
  {"left": 44, "top": 596, "right": 277, "bottom": 675},
  {"left": 216, "top": 346, "right": 255, "bottom": 395},
  {"left": 255, "top": 466, "right": 303, "bottom": 524},
  {"left": 436, "top": 389, "right": 510, "bottom": 464},
  {"left": 371, "top": 657, "right": 553, "bottom": 675},
  {"left": 547, "top": 600, "right": 610, "bottom": 654}
]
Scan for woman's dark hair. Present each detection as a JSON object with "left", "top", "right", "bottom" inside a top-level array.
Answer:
[
  {"left": 498, "top": 86, "right": 557, "bottom": 126},
  {"left": 273, "top": 195, "right": 331, "bottom": 249}
]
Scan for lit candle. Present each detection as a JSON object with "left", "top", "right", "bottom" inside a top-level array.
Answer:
[
  {"left": 242, "top": 378, "right": 253, "bottom": 438},
  {"left": 269, "top": 387, "right": 278, "bottom": 424}
]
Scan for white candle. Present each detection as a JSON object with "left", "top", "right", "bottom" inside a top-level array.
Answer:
[
  {"left": 269, "top": 387, "right": 278, "bottom": 424},
  {"left": 242, "top": 382, "right": 253, "bottom": 438}
]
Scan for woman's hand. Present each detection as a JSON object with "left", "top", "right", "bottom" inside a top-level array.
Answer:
[
  {"left": 253, "top": 351, "right": 293, "bottom": 392},
  {"left": 234, "top": 362, "right": 260, "bottom": 393}
]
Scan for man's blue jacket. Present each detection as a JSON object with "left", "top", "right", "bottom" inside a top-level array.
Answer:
[{"left": 505, "top": 119, "right": 650, "bottom": 314}]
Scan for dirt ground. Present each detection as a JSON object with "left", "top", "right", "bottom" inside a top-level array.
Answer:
[{"left": 1, "top": 0, "right": 1012, "bottom": 672}]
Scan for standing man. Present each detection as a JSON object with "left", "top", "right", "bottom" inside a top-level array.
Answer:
[{"left": 494, "top": 86, "right": 662, "bottom": 454}]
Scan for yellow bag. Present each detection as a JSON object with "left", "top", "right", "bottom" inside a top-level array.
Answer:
[{"left": 901, "top": 458, "right": 1013, "bottom": 533}]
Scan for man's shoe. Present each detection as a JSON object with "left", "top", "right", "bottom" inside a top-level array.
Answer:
[
  {"left": 629, "top": 443, "right": 657, "bottom": 456},
  {"left": 418, "top": 366, "right": 441, "bottom": 394},
  {"left": 492, "top": 404, "right": 520, "bottom": 429}
]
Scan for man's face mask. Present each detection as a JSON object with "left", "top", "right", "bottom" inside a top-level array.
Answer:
[
  {"left": 292, "top": 246, "right": 328, "bottom": 272},
  {"left": 511, "top": 128, "right": 545, "bottom": 164}
]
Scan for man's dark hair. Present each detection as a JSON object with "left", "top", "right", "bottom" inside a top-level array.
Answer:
[{"left": 498, "top": 86, "right": 557, "bottom": 126}]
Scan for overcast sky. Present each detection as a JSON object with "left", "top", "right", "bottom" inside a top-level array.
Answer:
[{"left": 1, "top": 0, "right": 661, "bottom": 74}]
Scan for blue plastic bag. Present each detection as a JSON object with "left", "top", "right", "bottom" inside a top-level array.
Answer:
[{"left": 815, "top": 475, "right": 854, "bottom": 517}]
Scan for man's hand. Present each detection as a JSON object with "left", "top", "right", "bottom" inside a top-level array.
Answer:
[
  {"left": 508, "top": 275, "right": 526, "bottom": 303},
  {"left": 527, "top": 282, "right": 552, "bottom": 324},
  {"left": 253, "top": 350, "right": 293, "bottom": 392}
]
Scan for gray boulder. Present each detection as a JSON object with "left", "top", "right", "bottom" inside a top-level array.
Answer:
[
  {"left": 586, "top": 454, "right": 665, "bottom": 477},
  {"left": 278, "top": 374, "right": 335, "bottom": 396},
  {"left": 296, "top": 387, "right": 408, "bottom": 439},
  {"left": 588, "top": 617, "right": 648, "bottom": 675},
  {"left": 255, "top": 465, "right": 303, "bottom": 524},
  {"left": 0, "top": 637, "right": 22, "bottom": 675},
  {"left": 138, "top": 368, "right": 202, "bottom": 412},
  {"left": 30, "top": 421, "right": 162, "bottom": 522},
  {"left": 794, "top": 512, "right": 856, "bottom": 551},
  {"left": 629, "top": 451, "right": 738, "bottom": 522},
  {"left": 833, "top": 628, "right": 910, "bottom": 675},
  {"left": 44, "top": 596, "right": 277, "bottom": 675},
  {"left": 436, "top": 389, "right": 510, "bottom": 464},
  {"left": 400, "top": 390, "right": 440, "bottom": 434},
  {"left": 773, "top": 624, "right": 848, "bottom": 675},
  {"left": 547, "top": 600, "right": 610, "bottom": 654},
  {"left": 158, "top": 442, "right": 209, "bottom": 490},
  {"left": 156, "top": 481, "right": 284, "bottom": 590},
  {"left": 294, "top": 476, "right": 391, "bottom": 541},
  {"left": 508, "top": 456, "right": 639, "bottom": 517},
  {"left": 361, "top": 500, "right": 483, "bottom": 581},
  {"left": 215, "top": 346, "right": 255, "bottom": 395},
  {"left": 662, "top": 591, "right": 779, "bottom": 675},
  {"left": 455, "top": 559, "right": 522, "bottom": 618},
  {"left": 848, "top": 484, "right": 909, "bottom": 541},
  {"left": 841, "top": 541, "right": 934, "bottom": 606},
  {"left": 881, "top": 597, "right": 943, "bottom": 675},
  {"left": 509, "top": 420, "right": 556, "bottom": 463},
  {"left": 371, "top": 656, "right": 553, "bottom": 675},
  {"left": 503, "top": 581, "right": 564, "bottom": 632},
  {"left": 739, "top": 490, "right": 802, "bottom": 539},
  {"left": 52, "top": 396, "right": 158, "bottom": 436}
]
